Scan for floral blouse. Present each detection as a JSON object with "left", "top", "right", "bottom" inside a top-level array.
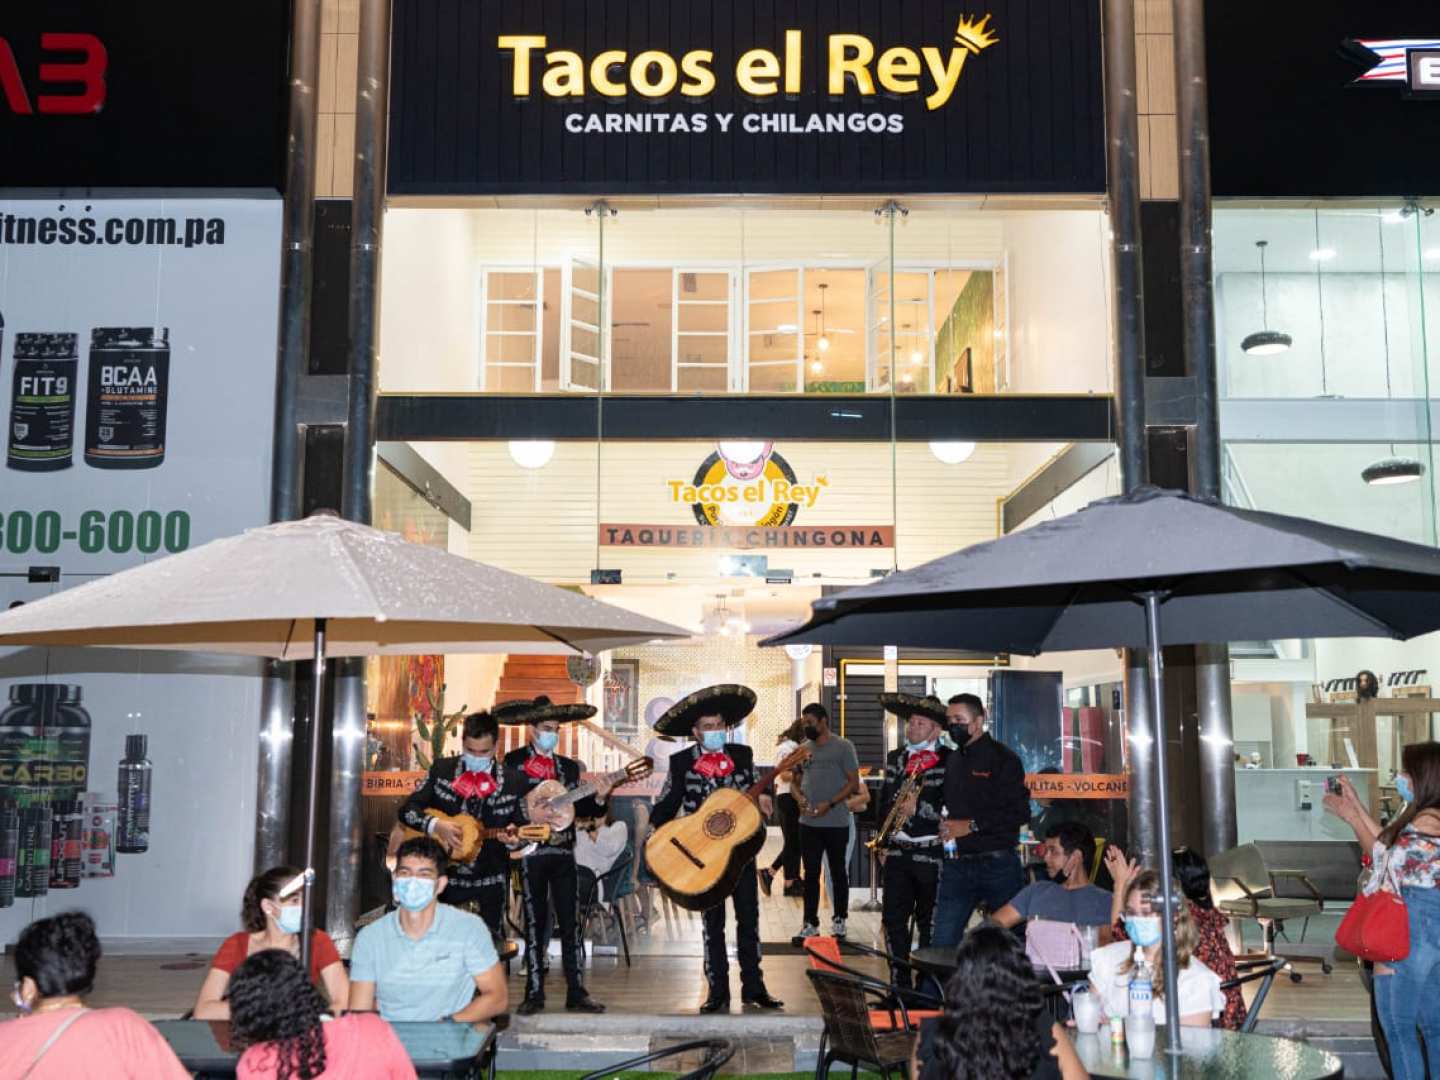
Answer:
[
  {"left": 1112, "top": 901, "right": 1247, "bottom": 1031},
  {"left": 1373, "top": 825, "right": 1440, "bottom": 890}
]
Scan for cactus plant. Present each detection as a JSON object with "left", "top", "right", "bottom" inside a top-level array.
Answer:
[{"left": 413, "top": 678, "right": 466, "bottom": 772}]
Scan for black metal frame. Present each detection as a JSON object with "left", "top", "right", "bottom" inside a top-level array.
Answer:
[
  {"left": 806, "top": 968, "right": 920, "bottom": 1080},
  {"left": 576, "top": 1038, "right": 736, "bottom": 1080},
  {"left": 580, "top": 850, "right": 635, "bottom": 967},
  {"left": 1220, "top": 955, "right": 1287, "bottom": 1034}
]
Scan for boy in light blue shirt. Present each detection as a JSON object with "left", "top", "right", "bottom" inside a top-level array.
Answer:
[{"left": 349, "top": 836, "right": 507, "bottom": 1022}]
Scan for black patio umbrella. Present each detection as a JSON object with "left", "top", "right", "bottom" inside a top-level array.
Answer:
[{"left": 764, "top": 485, "right": 1440, "bottom": 1038}]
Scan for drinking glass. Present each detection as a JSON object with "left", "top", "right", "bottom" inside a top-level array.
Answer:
[
  {"left": 1125, "top": 1013, "right": 1157, "bottom": 1059},
  {"left": 1072, "top": 987, "right": 1101, "bottom": 1034}
]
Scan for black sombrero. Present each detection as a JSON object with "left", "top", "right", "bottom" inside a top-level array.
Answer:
[
  {"left": 879, "top": 693, "right": 948, "bottom": 724},
  {"left": 493, "top": 695, "right": 598, "bottom": 726},
  {"left": 653, "top": 684, "right": 757, "bottom": 737}
]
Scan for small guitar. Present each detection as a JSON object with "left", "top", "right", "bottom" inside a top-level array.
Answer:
[
  {"left": 402, "top": 810, "right": 551, "bottom": 864},
  {"left": 525, "top": 757, "right": 654, "bottom": 834},
  {"left": 646, "top": 744, "right": 811, "bottom": 912}
]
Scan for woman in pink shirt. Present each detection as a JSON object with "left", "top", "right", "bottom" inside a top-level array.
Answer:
[
  {"left": 228, "top": 949, "right": 416, "bottom": 1079},
  {"left": 0, "top": 911, "right": 189, "bottom": 1079}
]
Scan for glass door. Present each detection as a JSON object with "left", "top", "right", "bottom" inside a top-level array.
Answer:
[
  {"left": 673, "top": 269, "right": 736, "bottom": 392},
  {"left": 866, "top": 258, "right": 894, "bottom": 392},
  {"left": 744, "top": 267, "right": 803, "bottom": 392}
]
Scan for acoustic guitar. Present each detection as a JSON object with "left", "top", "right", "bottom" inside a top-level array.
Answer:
[
  {"left": 646, "top": 744, "right": 811, "bottom": 912},
  {"left": 402, "top": 810, "right": 551, "bottom": 864},
  {"left": 524, "top": 757, "right": 654, "bottom": 834}
]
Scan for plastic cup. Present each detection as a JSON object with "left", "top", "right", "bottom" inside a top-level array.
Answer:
[
  {"left": 1125, "top": 1013, "right": 1157, "bottom": 1059},
  {"left": 1072, "top": 989, "right": 1101, "bottom": 1034}
]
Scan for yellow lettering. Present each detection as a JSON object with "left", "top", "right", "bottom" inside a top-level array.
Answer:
[
  {"left": 541, "top": 51, "right": 585, "bottom": 97},
  {"left": 668, "top": 480, "right": 686, "bottom": 500},
  {"left": 784, "top": 29, "right": 802, "bottom": 94},
  {"left": 498, "top": 35, "right": 547, "bottom": 95},
  {"left": 590, "top": 50, "right": 628, "bottom": 96},
  {"left": 877, "top": 46, "right": 921, "bottom": 93},
  {"left": 680, "top": 50, "right": 716, "bottom": 96},
  {"left": 829, "top": 34, "right": 876, "bottom": 95},
  {"left": 736, "top": 48, "right": 781, "bottom": 96},
  {"left": 631, "top": 50, "right": 678, "bottom": 97},
  {"left": 921, "top": 46, "right": 966, "bottom": 110}
]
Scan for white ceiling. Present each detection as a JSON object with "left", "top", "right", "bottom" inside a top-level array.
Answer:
[{"left": 1215, "top": 209, "right": 1440, "bottom": 276}]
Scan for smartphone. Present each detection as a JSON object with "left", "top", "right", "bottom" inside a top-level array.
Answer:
[{"left": 1326, "top": 776, "right": 1343, "bottom": 796}]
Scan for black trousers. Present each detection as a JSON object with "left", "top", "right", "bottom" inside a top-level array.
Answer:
[
  {"left": 881, "top": 851, "right": 939, "bottom": 989},
  {"left": 769, "top": 793, "right": 803, "bottom": 881},
  {"left": 801, "top": 824, "right": 851, "bottom": 925},
  {"left": 703, "top": 857, "right": 766, "bottom": 999},
  {"left": 519, "top": 852, "right": 586, "bottom": 999},
  {"left": 440, "top": 879, "right": 506, "bottom": 944}
]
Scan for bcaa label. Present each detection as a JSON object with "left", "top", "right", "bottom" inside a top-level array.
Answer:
[{"left": 498, "top": 13, "right": 999, "bottom": 112}]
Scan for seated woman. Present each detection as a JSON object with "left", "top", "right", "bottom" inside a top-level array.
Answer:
[
  {"left": 229, "top": 950, "right": 415, "bottom": 1080},
  {"left": 1103, "top": 846, "right": 1246, "bottom": 1029},
  {"left": 193, "top": 866, "right": 349, "bottom": 1020},
  {"left": 575, "top": 806, "right": 629, "bottom": 904},
  {"left": 1089, "top": 869, "right": 1224, "bottom": 1028},
  {"left": 1, "top": 911, "right": 190, "bottom": 1078},
  {"left": 911, "top": 925, "right": 1088, "bottom": 1080}
]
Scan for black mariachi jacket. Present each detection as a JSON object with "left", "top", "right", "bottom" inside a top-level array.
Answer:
[
  {"left": 878, "top": 744, "right": 950, "bottom": 862},
  {"left": 649, "top": 743, "right": 758, "bottom": 828},
  {"left": 502, "top": 745, "right": 602, "bottom": 856},
  {"left": 939, "top": 732, "right": 1031, "bottom": 856},
  {"left": 399, "top": 756, "right": 514, "bottom": 890}
]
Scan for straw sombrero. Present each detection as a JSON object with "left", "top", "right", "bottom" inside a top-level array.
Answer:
[
  {"left": 653, "top": 684, "right": 757, "bottom": 737},
  {"left": 493, "top": 695, "right": 598, "bottom": 726},
  {"left": 878, "top": 692, "right": 947, "bottom": 724}
]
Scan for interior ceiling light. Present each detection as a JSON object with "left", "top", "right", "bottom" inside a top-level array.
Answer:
[
  {"left": 816, "top": 282, "right": 830, "bottom": 353},
  {"left": 810, "top": 358, "right": 825, "bottom": 375},
  {"left": 929, "top": 440, "right": 976, "bottom": 465},
  {"left": 508, "top": 440, "right": 555, "bottom": 469},
  {"left": 1240, "top": 240, "right": 1293, "bottom": 356},
  {"left": 1309, "top": 247, "right": 1337, "bottom": 262},
  {"left": 1362, "top": 457, "right": 1425, "bottom": 485}
]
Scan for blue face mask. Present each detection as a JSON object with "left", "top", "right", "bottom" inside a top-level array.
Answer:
[
  {"left": 700, "top": 730, "right": 727, "bottom": 752},
  {"left": 535, "top": 730, "right": 559, "bottom": 754},
  {"left": 392, "top": 877, "right": 437, "bottom": 912},
  {"left": 1396, "top": 774, "right": 1415, "bottom": 805},
  {"left": 462, "top": 753, "right": 492, "bottom": 774},
  {"left": 1124, "top": 915, "right": 1162, "bottom": 948},
  {"left": 906, "top": 738, "right": 934, "bottom": 752},
  {"left": 276, "top": 904, "right": 303, "bottom": 935}
]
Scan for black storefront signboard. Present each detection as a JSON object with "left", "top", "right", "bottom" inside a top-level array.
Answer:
[
  {"left": 388, "top": 0, "right": 1105, "bottom": 196},
  {"left": 1207, "top": 0, "right": 1440, "bottom": 198},
  {"left": 1, "top": 0, "right": 290, "bottom": 191}
]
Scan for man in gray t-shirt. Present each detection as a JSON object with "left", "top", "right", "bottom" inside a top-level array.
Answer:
[
  {"left": 992, "top": 821, "right": 1113, "bottom": 932},
  {"left": 796, "top": 703, "right": 860, "bottom": 939}
]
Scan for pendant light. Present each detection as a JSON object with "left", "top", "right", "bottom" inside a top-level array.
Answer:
[
  {"left": 1362, "top": 210, "right": 1425, "bottom": 486},
  {"left": 1240, "top": 240, "right": 1292, "bottom": 356},
  {"left": 816, "top": 282, "right": 830, "bottom": 353}
]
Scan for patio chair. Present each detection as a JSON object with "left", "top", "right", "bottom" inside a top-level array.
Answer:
[
  {"left": 580, "top": 848, "right": 635, "bottom": 966},
  {"left": 804, "top": 940, "right": 940, "bottom": 1032},
  {"left": 1221, "top": 955, "right": 1287, "bottom": 1033},
  {"left": 840, "top": 940, "right": 944, "bottom": 1011},
  {"left": 1208, "top": 843, "right": 1331, "bottom": 982},
  {"left": 807, "top": 968, "right": 920, "bottom": 1080},
  {"left": 576, "top": 1038, "right": 735, "bottom": 1080}
]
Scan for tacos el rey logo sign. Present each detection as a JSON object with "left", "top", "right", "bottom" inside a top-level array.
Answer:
[{"left": 668, "top": 442, "right": 829, "bottom": 528}]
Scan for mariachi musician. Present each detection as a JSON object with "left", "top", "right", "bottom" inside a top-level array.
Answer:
[
  {"left": 649, "top": 685, "right": 784, "bottom": 1014},
  {"left": 498, "top": 696, "right": 609, "bottom": 1016},
  {"left": 397, "top": 710, "right": 518, "bottom": 949},
  {"left": 876, "top": 693, "right": 951, "bottom": 999}
]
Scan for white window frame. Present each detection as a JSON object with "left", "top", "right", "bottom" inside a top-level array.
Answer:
[
  {"left": 742, "top": 265, "right": 805, "bottom": 393},
  {"left": 671, "top": 268, "right": 739, "bottom": 393},
  {"left": 477, "top": 267, "right": 544, "bottom": 392},
  {"left": 561, "top": 259, "right": 612, "bottom": 392}
]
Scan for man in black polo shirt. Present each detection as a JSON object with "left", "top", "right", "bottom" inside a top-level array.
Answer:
[{"left": 931, "top": 692, "right": 1030, "bottom": 949}]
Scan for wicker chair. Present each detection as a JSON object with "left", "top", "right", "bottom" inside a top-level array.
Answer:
[{"left": 807, "top": 968, "right": 920, "bottom": 1080}]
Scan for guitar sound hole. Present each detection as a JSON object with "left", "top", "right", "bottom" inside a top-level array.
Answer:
[{"left": 703, "top": 810, "right": 736, "bottom": 840}]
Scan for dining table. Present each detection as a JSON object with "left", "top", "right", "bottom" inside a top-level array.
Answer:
[
  {"left": 153, "top": 1018, "right": 498, "bottom": 1079},
  {"left": 1071, "top": 1027, "right": 1343, "bottom": 1079}
]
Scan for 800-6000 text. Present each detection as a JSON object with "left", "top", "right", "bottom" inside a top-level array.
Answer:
[{"left": 0, "top": 509, "right": 191, "bottom": 555}]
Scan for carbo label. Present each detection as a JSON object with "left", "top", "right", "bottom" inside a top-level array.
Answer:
[
  {"left": 7, "top": 332, "right": 78, "bottom": 472},
  {"left": 85, "top": 327, "right": 170, "bottom": 470}
]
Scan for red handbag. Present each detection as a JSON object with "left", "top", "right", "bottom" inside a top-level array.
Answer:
[{"left": 1336, "top": 852, "right": 1411, "bottom": 963}]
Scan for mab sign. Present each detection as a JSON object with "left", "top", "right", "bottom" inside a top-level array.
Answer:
[
  {"left": 0, "top": 33, "right": 106, "bottom": 115},
  {"left": 388, "top": 0, "right": 1105, "bottom": 196}
]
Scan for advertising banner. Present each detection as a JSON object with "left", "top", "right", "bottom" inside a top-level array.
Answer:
[
  {"left": 0, "top": 197, "right": 281, "bottom": 938},
  {"left": 388, "top": 0, "right": 1105, "bottom": 196}
]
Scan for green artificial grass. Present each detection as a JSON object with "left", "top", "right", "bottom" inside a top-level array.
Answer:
[{"left": 500, "top": 1074, "right": 875, "bottom": 1080}]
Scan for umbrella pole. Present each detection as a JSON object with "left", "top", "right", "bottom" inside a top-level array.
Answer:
[
  {"left": 299, "top": 617, "right": 328, "bottom": 977},
  {"left": 1141, "top": 591, "right": 1184, "bottom": 1045}
]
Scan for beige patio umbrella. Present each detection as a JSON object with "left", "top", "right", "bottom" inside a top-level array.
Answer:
[{"left": 0, "top": 511, "right": 688, "bottom": 968}]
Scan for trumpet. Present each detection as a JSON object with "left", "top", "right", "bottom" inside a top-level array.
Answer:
[{"left": 867, "top": 769, "right": 922, "bottom": 852}]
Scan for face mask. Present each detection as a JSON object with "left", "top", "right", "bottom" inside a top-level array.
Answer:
[
  {"left": 907, "top": 738, "right": 934, "bottom": 752},
  {"left": 1124, "top": 915, "right": 1163, "bottom": 948},
  {"left": 803, "top": 725, "right": 820, "bottom": 741},
  {"left": 393, "top": 877, "right": 437, "bottom": 912},
  {"left": 1396, "top": 775, "right": 1415, "bottom": 804},
  {"left": 462, "top": 753, "right": 492, "bottom": 774},
  {"left": 700, "top": 730, "right": 727, "bottom": 752},
  {"left": 535, "top": 731, "right": 559, "bottom": 754},
  {"left": 12, "top": 985, "right": 30, "bottom": 1014},
  {"left": 276, "top": 904, "right": 303, "bottom": 935}
]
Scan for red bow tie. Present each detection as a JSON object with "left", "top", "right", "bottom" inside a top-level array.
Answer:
[
  {"left": 905, "top": 750, "right": 940, "bottom": 775},
  {"left": 524, "top": 754, "right": 557, "bottom": 781},
  {"left": 694, "top": 752, "right": 735, "bottom": 779},
  {"left": 454, "top": 770, "right": 497, "bottom": 799}
]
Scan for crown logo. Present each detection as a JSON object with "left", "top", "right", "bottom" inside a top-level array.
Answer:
[{"left": 954, "top": 13, "right": 999, "bottom": 54}]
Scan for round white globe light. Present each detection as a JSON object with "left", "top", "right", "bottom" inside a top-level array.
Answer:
[
  {"left": 508, "top": 440, "right": 556, "bottom": 469},
  {"left": 929, "top": 440, "right": 977, "bottom": 465}
]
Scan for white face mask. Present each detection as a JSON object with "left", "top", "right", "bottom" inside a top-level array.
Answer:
[{"left": 12, "top": 984, "right": 31, "bottom": 1013}]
